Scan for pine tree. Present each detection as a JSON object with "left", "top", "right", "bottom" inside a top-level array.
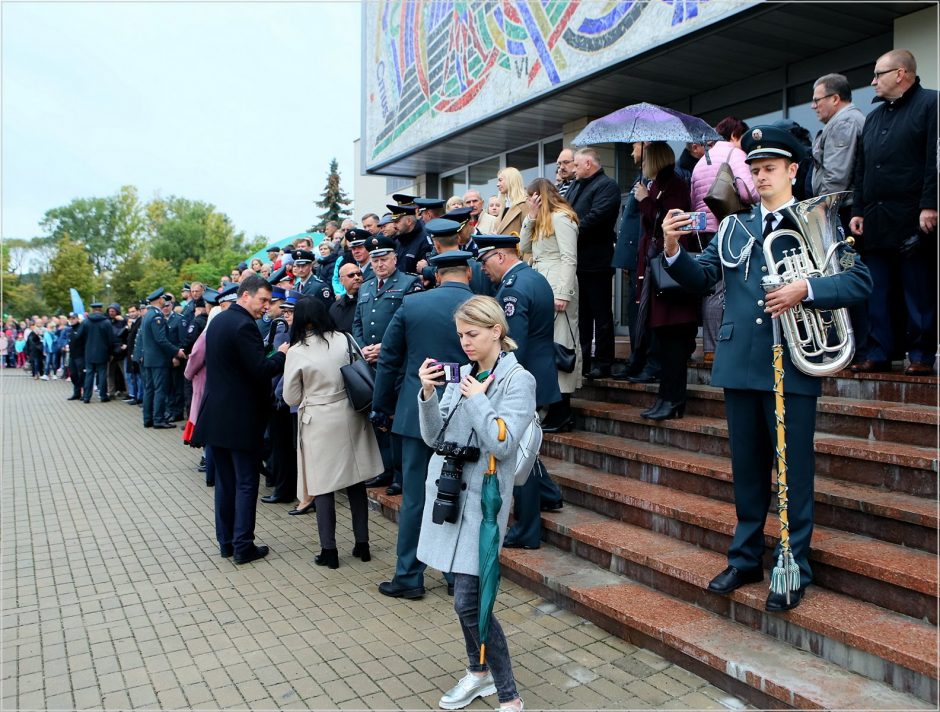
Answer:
[{"left": 313, "top": 158, "right": 352, "bottom": 231}]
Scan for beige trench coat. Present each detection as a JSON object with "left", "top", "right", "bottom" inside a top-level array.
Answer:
[
  {"left": 282, "top": 331, "right": 383, "bottom": 498},
  {"left": 520, "top": 211, "right": 583, "bottom": 393}
]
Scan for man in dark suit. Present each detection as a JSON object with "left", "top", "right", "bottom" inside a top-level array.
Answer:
[
  {"left": 372, "top": 251, "right": 473, "bottom": 599},
  {"left": 193, "top": 275, "right": 289, "bottom": 564},
  {"left": 81, "top": 302, "right": 116, "bottom": 403}
]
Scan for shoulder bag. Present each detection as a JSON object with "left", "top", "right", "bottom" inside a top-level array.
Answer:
[
  {"left": 704, "top": 162, "right": 753, "bottom": 223},
  {"left": 340, "top": 332, "right": 375, "bottom": 412},
  {"left": 553, "top": 312, "right": 577, "bottom": 374}
]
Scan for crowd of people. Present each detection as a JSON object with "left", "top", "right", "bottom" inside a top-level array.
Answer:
[{"left": 4, "top": 47, "right": 934, "bottom": 712}]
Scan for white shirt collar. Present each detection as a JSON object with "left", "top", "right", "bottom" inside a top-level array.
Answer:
[{"left": 760, "top": 198, "right": 795, "bottom": 228}]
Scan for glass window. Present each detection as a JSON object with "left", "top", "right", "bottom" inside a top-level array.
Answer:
[
  {"left": 542, "top": 138, "right": 563, "bottom": 180},
  {"left": 468, "top": 157, "right": 501, "bottom": 203},
  {"left": 440, "top": 169, "right": 467, "bottom": 201},
  {"left": 506, "top": 144, "right": 540, "bottom": 186}
]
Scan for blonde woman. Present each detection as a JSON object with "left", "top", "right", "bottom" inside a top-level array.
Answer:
[
  {"left": 417, "top": 295, "right": 532, "bottom": 712},
  {"left": 494, "top": 167, "right": 526, "bottom": 236},
  {"left": 519, "top": 178, "right": 581, "bottom": 430},
  {"left": 445, "top": 195, "right": 465, "bottom": 212}
]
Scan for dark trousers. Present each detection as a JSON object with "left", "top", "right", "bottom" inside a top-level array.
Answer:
[
  {"left": 83, "top": 361, "right": 108, "bottom": 401},
  {"left": 269, "top": 407, "right": 297, "bottom": 500},
  {"left": 29, "top": 354, "right": 43, "bottom": 377},
  {"left": 724, "top": 389, "right": 817, "bottom": 587},
  {"left": 862, "top": 247, "right": 937, "bottom": 365},
  {"left": 142, "top": 366, "right": 170, "bottom": 426},
  {"left": 210, "top": 445, "right": 261, "bottom": 557},
  {"left": 654, "top": 323, "right": 697, "bottom": 404},
  {"left": 315, "top": 482, "right": 369, "bottom": 550},
  {"left": 69, "top": 356, "right": 85, "bottom": 398},
  {"left": 393, "top": 435, "right": 433, "bottom": 588},
  {"left": 167, "top": 364, "right": 185, "bottom": 419},
  {"left": 577, "top": 269, "right": 615, "bottom": 368},
  {"left": 205, "top": 445, "right": 216, "bottom": 487},
  {"left": 376, "top": 427, "right": 403, "bottom": 484},
  {"left": 506, "top": 458, "right": 561, "bottom": 548},
  {"left": 453, "top": 573, "right": 519, "bottom": 703}
]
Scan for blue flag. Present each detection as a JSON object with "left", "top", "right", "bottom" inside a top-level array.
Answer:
[{"left": 69, "top": 288, "right": 85, "bottom": 315}]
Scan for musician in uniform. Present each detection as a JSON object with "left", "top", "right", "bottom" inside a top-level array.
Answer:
[{"left": 661, "top": 125, "right": 872, "bottom": 611}]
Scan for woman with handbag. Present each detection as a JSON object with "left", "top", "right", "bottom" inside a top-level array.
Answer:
[
  {"left": 417, "top": 295, "right": 533, "bottom": 712},
  {"left": 282, "top": 298, "right": 384, "bottom": 569},
  {"left": 634, "top": 142, "right": 699, "bottom": 420},
  {"left": 494, "top": 167, "right": 527, "bottom": 237},
  {"left": 519, "top": 177, "right": 581, "bottom": 432}
]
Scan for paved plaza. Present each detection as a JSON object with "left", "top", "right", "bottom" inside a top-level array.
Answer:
[{"left": 1, "top": 371, "right": 749, "bottom": 710}]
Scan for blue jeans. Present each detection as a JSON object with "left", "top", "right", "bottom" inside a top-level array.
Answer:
[
  {"left": 453, "top": 573, "right": 518, "bottom": 704},
  {"left": 125, "top": 367, "right": 142, "bottom": 400}
]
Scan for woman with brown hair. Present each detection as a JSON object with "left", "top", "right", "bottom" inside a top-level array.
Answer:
[
  {"left": 494, "top": 167, "right": 527, "bottom": 236},
  {"left": 519, "top": 177, "right": 581, "bottom": 431}
]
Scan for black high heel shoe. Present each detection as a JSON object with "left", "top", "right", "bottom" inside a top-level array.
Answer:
[
  {"left": 288, "top": 500, "right": 316, "bottom": 516},
  {"left": 640, "top": 398, "right": 664, "bottom": 418},
  {"left": 352, "top": 542, "right": 371, "bottom": 562},
  {"left": 642, "top": 400, "right": 685, "bottom": 421},
  {"left": 314, "top": 548, "right": 339, "bottom": 569}
]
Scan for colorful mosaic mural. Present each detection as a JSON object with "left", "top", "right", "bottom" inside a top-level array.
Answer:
[{"left": 364, "top": 0, "right": 753, "bottom": 168}]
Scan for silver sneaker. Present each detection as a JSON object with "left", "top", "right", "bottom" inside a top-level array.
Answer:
[
  {"left": 496, "top": 700, "right": 524, "bottom": 712},
  {"left": 438, "top": 670, "right": 497, "bottom": 710}
]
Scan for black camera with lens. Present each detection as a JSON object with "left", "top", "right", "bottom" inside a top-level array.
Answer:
[{"left": 431, "top": 441, "right": 480, "bottom": 525}]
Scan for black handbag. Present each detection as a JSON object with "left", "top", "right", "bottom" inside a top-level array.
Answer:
[
  {"left": 647, "top": 256, "right": 686, "bottom": 298},
  {"left": 553, "top": 312, "right": 577, "bottom": 374},
  {"left": 340, "top": 333, "right": 375, "bottom": 413}
]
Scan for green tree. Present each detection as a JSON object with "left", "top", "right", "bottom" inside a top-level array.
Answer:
[
  {"left": 313, "top": 158, "right": 352, "bottom": 231},
  {"left": 1, "top": 241, "right": 49, "bottom": 318},
  {"left": 39, "top": 237, "right": 101, "bottom": 313}
]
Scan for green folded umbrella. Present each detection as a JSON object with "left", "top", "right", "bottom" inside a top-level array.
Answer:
[{"left": 477, "top": 424, "right": 506, "bottom": 665}]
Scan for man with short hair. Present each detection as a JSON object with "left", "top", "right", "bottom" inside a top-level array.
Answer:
[
  {"left": 463, "top": 189, "right": 497, "bottom": 234},
  {"left": 291, "top": 249, "right": 335, "bottom": 307},
  {"left": 566, "top": 147, "right": 622, "bottom": 378},
  {"left": 81, "top": 302, "right": 116, "bottom": 403},
  {"left": 414, "top": 198, "right": 446, "bottom": 223},
  {"left": 555, "top": 147, "right": 576, "bottom": 198},
  {"left": 849, "top": 49, "right": 938, "bottom": 375},
  {"left": 123, "top": 304, "right": 142, "bottom": 405},
  {"left": 388, "top": 204, "right": 431, "bottom": 274},
  {"left": 361, "top": 213, "right": 381, "bottom": 235},
  {"left": 66, "top": 313, "right": 85, "bottom": 401},
  {"left": 136, "top": 288, "right": 184, "bottom": 428},
  {"left": 330, "top": 262, "right": 364, "bottom": 332},
  {"left": 194, "top": 275, "right": 289, "bottom": 564}
]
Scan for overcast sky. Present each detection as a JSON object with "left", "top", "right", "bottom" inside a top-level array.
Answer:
[{"left": 2, "top": 0, "right": 361, "bottom": 244}]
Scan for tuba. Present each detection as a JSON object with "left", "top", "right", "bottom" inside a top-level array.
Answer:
[{"left": 760, "top": 192, "right": 855, "bottom": 377}]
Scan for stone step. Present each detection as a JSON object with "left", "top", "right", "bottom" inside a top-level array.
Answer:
[
  {"left": 537, "top": 500, "right": 937, "bottom": 703},
  {"left": 682, "top": 364, "right": 940, "bottom": 407},
  {"left": 364, "top": 487, "right": 933, "bottom": 710},
  {"left": 567, "top": 399, "right": 939, "bottom": 497},
  {"left": 540, "top": 430, "right": 938, "bottom": 553},
  {"left": 578, "top": 380, "right": 938, "bottom": 446},
  {"left": 535, "top": 452, "right": 938, "bottom": 622}
]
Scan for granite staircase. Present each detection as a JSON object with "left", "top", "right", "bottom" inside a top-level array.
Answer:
[{"left": 368, "top": 365, "right": 938, "bottom": 709}]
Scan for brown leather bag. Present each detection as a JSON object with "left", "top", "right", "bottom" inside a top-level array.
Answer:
[{"left": 704, "top": 163, "right": 751, "bottom": 222}]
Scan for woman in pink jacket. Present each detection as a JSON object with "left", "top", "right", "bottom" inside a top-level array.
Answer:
[{"left": 689, "top": 117, "right": 757, "bottom": 363}]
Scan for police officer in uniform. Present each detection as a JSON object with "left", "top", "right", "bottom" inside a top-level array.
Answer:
[
  {"left": 422, "top": 211, "right": 493, "bottom": 296},
  {"left": 388, "top": 203, "right": 431, "bottom": 274},
  {"left": 136, "top": 288, "right": 184, "bottom": 429},
  {"left": 414, "top": 196, "right": 446, "bottom": 223},
  {"left": 292, "top": 249, "right": 335, "bottom": 307},
  {"left": 372, "top": 251, "right": 474, "bottom": 599},
  {"left": 81, "top": 301, "right": 116, "bottom": 403},
  {"left": 662, "top": 126, "right": 872, "bottom": 611},
  {"left": 164, "top": 297, "right": 186, "bottom": 421},
  {"left": 353, "top": 236, "right": 423, "bottom": 493},
  {"left": 345, "top": 228, "right": 375, "bottom": 283},
  {"left": 66, "top": 312, "right": 86, "bottom": 401},
  {"left": 476, "top": 235, "right": 565, "bottom": 549}
]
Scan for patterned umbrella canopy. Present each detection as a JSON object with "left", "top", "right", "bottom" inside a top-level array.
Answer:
[
  {"left": 572, "top": 102, "right": 721, "bottom": 146},
  {"left": 477, "top": 453, "right": 503, "bottom": 665}
]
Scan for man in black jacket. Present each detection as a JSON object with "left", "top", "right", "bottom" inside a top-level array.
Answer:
[
  {"left": 81, "top": 302, "right": 116, "bottom": 403},
  {"left": 193, "top": 275, "right": 289, "bottom": 564},
  {"left": 565, "top": 148, "right": 623, "bottom": 378},
  {"left": 329, "top": 263, "right": 363, "bottom": 332},
  {"left": 66, "top": 313, "right": 85, "bottom": 400},
  {"left": 850, "top": 49, "right": 938, "bottom": 375}
]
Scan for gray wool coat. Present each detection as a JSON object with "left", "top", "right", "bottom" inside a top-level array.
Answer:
[{"left": 415, "top": 352, "right": 537, "bottom": 576}]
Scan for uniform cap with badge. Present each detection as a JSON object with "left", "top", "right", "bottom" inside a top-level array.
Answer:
[
  {"left": 425, "top": 218, "right": 462, "bottom": 239},
  {"left": 366, "top": 235, "right": 397, "bottom": 257},
  {"left": 292, "top": 249, "right": 315, "bottom": 265},
  {"left": 218, "top": 285, "right": 239, "bottom": 303},
  {"left": 428, "top": 250, "right": 474, "bottom": 268},
  {"left": 386, "top": 204, "right": 417, "bottom": 221},
  {"left": 741, "top": 125, "right": 806, "bottom": 164},
  {"left": 414, "top": 197, "right": 446, "bottom": 214},
  {"left": 442, "top": 207, "right": 473, "bottom": 226},
  {"left": 377, "top": 213, "right": 396, "bottom": 227},
  {"left": 391, "top": 193, "right": 418, "bottom": 207},
  {"left": 270, "top": 286, "right": 287, "bottom": 302},
  {"left": 474, "top": 234, "right": 520, "bottom": 256},
  {"left": 346, "top": 228, "right": 372, "bottom": 247},
  {"left": 89, "top": 301, "right": 103, "bottom": 309},
  {"left": 280, "top": 290, "right": 303, "bottom": 310},
  {"left": 203, "top": 288, "right": 219, "bottom": 306},
  {"left": 268, "top": 266, "right": 292, "bottom": 286},
  {"left": 146, "top": 287, "right": 166, "bottom": 303}
]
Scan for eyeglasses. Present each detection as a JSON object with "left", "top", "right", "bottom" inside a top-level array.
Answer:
[
  {"left": 478, "top": 251, "right": 501, "bottom": 266},
  {"left": 873, "top": 67, "right": 901, "bottom": 78},
  {"left": 810, "top": 92, "right": 836, "bottom": 106},
  {"left": 344, "top": 271, "right": 363, "bottom": 278}
]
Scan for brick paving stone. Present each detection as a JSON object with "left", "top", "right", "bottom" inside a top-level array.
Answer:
[{"left": 3, "top": 372, "right": 750, "bottom": 710}]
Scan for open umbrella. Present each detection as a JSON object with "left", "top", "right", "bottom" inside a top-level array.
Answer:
[
  {"left": 571, "top": 102, "right": 722, "bottom": 146},
  {"left": 477, "top": 419, "right": 507, "bottom": 665}
]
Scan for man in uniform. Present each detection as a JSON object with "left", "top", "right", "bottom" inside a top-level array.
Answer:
[
  {"left": 81, "top": 301, "right": 116, "bottom": 403},
  {"left": 662, "top": 125, "right": 872, "bottom": 611},
  {"left": 66, "top": 312, "right": 86, "bottom": 401},
  {"left": 372, "top": 251, "right": 474, "bottom": 599},
  {"left": 414, "top": 197, "right": 446, "bottom": 223},
  {"left": 477, "top": 235, "right": 565, "bottom": 549},
  {"left": 354, "top": 236, "right": 423, "bottom": 493},
  {"left": 423, "top": 215, "right": 492, "bottom": 295},
  {"left": 388, "top": 203, "right": 431, "bottom": 274},
  {"left": 163, "top": 296, "right": 186, "bottom": 422},
  {"left": 292, "top": 249, "right": 334, "bottom": 307},
  {"left": 136, "top": 288, "right": 185, "bottom": 429}
]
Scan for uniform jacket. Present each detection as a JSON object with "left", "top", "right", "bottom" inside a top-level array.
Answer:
[
  {"left": 494, "top": 200, "right": 525, "bottom": 237},
  {"left": 296, "top": 274, "right": 335, "bottom": 307},
  {"left": 125, "top": 318, "right": 141, "bottom": 373},
  {"left": 282, "top": 331, "right": 384, "bottom": 497},
  {"left": 811, "top": 104, "right": 865, "bottom": 201},
  {"left": 67, "top": 323, "right": 85, "bottom": 360},
  {"left": 852, "top": 79, "right": 938, "bottom": 248},
  {"left": 416, "top": 353, "right": 536, "bottom": 575},
  {"left": 81, "top": 313, "right": 116, "bottom": 364},
  {"left": 182, "top": 313, "right": 207, "bottom": 354},
  {"left": 565, "top": 168, "right": 622, "bottom": 272},
  {"left": 496, "top": 262, "right": 562, "bottom": 407},
  {"left": 665, "top": 204, "right": 873, "bottom": 396},
  {"left": 373, "top": 282, "right": 472, "bottom": 438},
  {"left": 690, "top": 141, "right": 757, "bottom": 233},
  {"left": 136, "top": 306, "right": 177, "bottom": 368},
  {"left": 192, "top": 303, "right": 286, "bottom": 453},
  {"left": 352, "top": 269, "right": 422, "bottom": 347},
  {"left": 396, "top": 222, "right": 432, "bottom": 274}
]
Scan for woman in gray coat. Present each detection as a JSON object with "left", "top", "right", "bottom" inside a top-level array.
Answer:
[{"left": 416, "top": 295, "right": 533, "bottom": 712}]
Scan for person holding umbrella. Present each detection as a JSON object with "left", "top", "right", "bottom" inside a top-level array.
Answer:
[{"left": 416, "top": 295, "right": 532, "bottom": 712}]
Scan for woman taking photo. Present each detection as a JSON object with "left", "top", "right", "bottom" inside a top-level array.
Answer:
[
  {"left": 282, "top": 298, "right": 384, "bottom": 568},
  {"left": 417, "top": 295, "right": 533, "bottom": 712},
  {"left": 634, "top": 141, "right": 699, "bottom": 420},
  {"left": 519, "top": 177, "right": 581, "bottom": 431},
  {"left": 494, "top": 167, "right": 527, "bottom": 236}
]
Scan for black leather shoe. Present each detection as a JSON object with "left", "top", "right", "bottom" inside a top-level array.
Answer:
[
  {"left": 288, "top": 500, "right": 316, "bottom": 516},
  {"left": 67, "top": 395, "right": 80, "bottom": 401},
  {"left": 220, "top": 546, "right": 233, "bottom": 558},
  {"left": 153, "top": 422, "right": 176, "bottom": 429},
  {"left": 586, "top": 365, "right": 611, "bottom": 380},
  {"left": 314, "top": 548, "right": 339, "bottom": 569},
  {"left": 447, "top": 583, "right": 455, "bottom": 596},
  {"left": 143, "top": 422, "right": 153, "bottom": 428},
  {"left": 642, "top": 400, "right": 685, "bottom": 421},
  {"left": 100, "top": 398, "right": 110, "bottom": 403},
  {"left": 364, "top": 473, "right": 394, "bottom": 488},
  {"left": 640, "top": 399, "right": 664, "bottom": 418},
  {"left": 352, "top": 542, "right": 371, "bottom": 562},
  {"left": 542, "top": 416, "right": 574, "bottom": 434},
  {"left": 766, "top": 585, "right": 807, "bottom": 611},
  {"left": 385, "top": 483, "right": 402, "bottom": 496},
  {"left": 627, "top": 370, "right": 660, "bottom": 384},
  {"left": 502, "top": 537, "right": 539, "bottom": 550},
  {"left": 378, "top": 580, "right": 425, "bottom": 599},
  {"left": 260, "top": 494, "right": 293, "bottom": 504},
  {"left": 540, "top": 499, "right": 564, "bottom": 512},
  {"left": 707, "top": 566, "right": 763, "bottom": 594},
  {"left": 233, "top": 545, "right": 269, "bottom": 565}
]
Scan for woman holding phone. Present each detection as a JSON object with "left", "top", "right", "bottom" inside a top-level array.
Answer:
[{"left": 416, "top": 295, "right": 532, "bottom": 712}]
